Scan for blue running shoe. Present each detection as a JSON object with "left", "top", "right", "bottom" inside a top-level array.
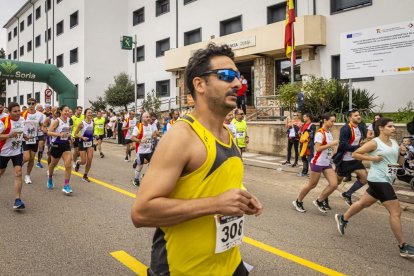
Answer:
[
  {"left": 62, "top": 184, "right": 73, "bottom": 194},
  {"left": 13, "top": 198, "right": 25, "bottom": 210},
  {"left": 36, "top": 162, "right": 44, "bottom": 169},
  {"left": 47, "top": 178, "right": 54, "bottom": 189}
]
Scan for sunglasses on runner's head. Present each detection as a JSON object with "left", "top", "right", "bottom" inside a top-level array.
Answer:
[
  {"left": 200, "top": 69, "right": 241, "bottom": 83},
  {"left": 28, "top": 102, "right": 36, "bottom": 106}
]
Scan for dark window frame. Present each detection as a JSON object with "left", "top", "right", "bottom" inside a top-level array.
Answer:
[
  {"left": 8, "top": 32, "right": 11, "bottom": 41},
  {"left": 132, "top": 45, "right": 145, "bottom": 62},
  {"left": 331, "top": 55, "right": 374, "bottom": 82},
  {"left": 70, "top": 48, "right": 78, "bottom": 64},
  {"left": 35, "top": 92, "right": 40, "bottom": 103},
  {"left": 330, "top": 0, "right": 372, "bottom": 14},
  {"left": 137, "top": 83, "right": 145, "bottom": 99},
  {"left": 156, "top": 80, "right": 170, "bottom": 97},
  {"left": 8, "top": 54, "right": 11, "bottom": 60},
  {"left": 46, "top": 0, "right": 52, "bottom": 11},
  {"left": 27, "top": 41, "right": 32, "bottom": 52},
  {"left": 35, "top": 35, "right": 41, "bottom": 47},
  {"left": 156, "top": 38, "right": 170, "bottom": 57},
  {"left": 70, "top": 10, "right": 79, "bottom": 29},
  {"left": 20, "top": 20, "right": 25, "bottom": 32},
  {"left": 57, "top": 0, "right": 63, "bottom": 4},
  {"left": 45, "top": 28, "right": 52, "bottom": 41},
  {"left": 133, "top": 7, "right": 145, "bottom": 26},
  {"left": 220, "top": 15, "right": 242, "bottom": 37},
  {"left": 13, "top": 27, "right": 17, "bottom": 37},
  {"left": 56, "top": 54, "right": 64, "bottom": 68},
  {"left": 35, "top": 6, "right": 41, "bottom": 20},
  {"left": 184, "top": 0, "right": 197, "bottom": 5},
  {"left": 20, "top": 45, "right": 24, "bottom": 57},
  {"left": 20, "top": 95, "right": 24, "bottom": 105},
  {"left": 56, "top": 20, "right": 64, "bottom": 36},
  {"left": 27, "top": 14, "right": 32, "bottom": 26},
  {"left": 156, "top": 0, "right": 170, "bottom": 16},
  {"left": 13, "top": 50, "right": 17, "bottom": 60},
  {"left": 184, "top": 28, "right": 202, "bottom": 46}
]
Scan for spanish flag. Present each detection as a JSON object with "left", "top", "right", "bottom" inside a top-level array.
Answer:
[{"left": 284, "top": 0, "right": 296, "bottom": 64}]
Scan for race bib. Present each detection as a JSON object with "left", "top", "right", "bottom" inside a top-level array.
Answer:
[
  {"left": 98, "top": 125, "right": 104, "bottom": 129},
  {"left": 142, "top": 138, "right": 152, "bottom": 148},
  {"left": 387, "top": 164, "right": 400, "bottom": 177},
  {"left": 236, "top": 132, "right": 244, "bottom": 139},
  {"left": 214, "top": 215, "right": 244, "bottom": 254},
  {"left": 83, "top": 140, "right": 92, "bottom": 148},
  {"left": 327, "top": 148, "right": 333, "bottom": 159},
  {"left": 26, "top": 137, "right": 36, "bottom": 145}
]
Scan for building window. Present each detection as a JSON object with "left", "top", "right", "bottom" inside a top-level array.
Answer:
[
  {"left": 331, "top": 55, "right": 374, "bottom": 82},
  {"left": 27, "top": 14, "right": 32, "bottom": 26},
  {"left": 8, "top": 80, "right": 11, "bottom": 85},
  {"left": 36, "top": 6, "right": 41, "bottom": 19},
  {"left": 13, "top": 50, "right": 17, "bottom": 60},
  {"left": 156, "top": 80, "right": 170, "bottom": 97},
  {"left": 8, "top": 54, "right": 11, "bottom": 60},
  {"left": 267, "top": 3, "right": 286, "bottom": 24},
  {"left": 133, "top": 7, "right": 145, "bottom": 25},
  {"left": 133, "top": 46, "right": 145, "bottom": 62},
  {"left": 156, "top": 38, "right": 170, "bottom": 57},
  {"left": 184, "top": 28, "right": 201, "bottom": 46},
  {"left": 137, "top": 83, "right": 145, "bottom": 99},
  {"left": 20, "top": 21, "right": 25, "bottom": 32},
  {"left": 156, "top": 0, "right": 170, "bottom": 16},
  {"left": 20, "top": 46, "right": 24, "bottom": 57},
  {"left": 20, "top": 95, "right": 24, "bottom": 105},
  {"left": 220, "top": 16, "right": 242, "bottom": 36},
  {"left": 8, "top": 98, "right": 11, "bottom": 105},
  {"left": 57, "top": 0, "right": 63, "bottom": 4},
  {"left": 331, "top": 0, "right": 372, "bottom": 14},
  {"left": 45, "top": 28, "right": 52, "bottom": 41},
  {"left": 35, "top": 35, "right": 41, "bottom": 47},
  {"left": 13, "top": 96, "right": 17, "bottom": 103},
  {"left": 56, "top": 20, "right": 64, "bottom": 35},
  {"left": 8, "top": 32, "right": 11, "bottom": 41},
  {"left": 13, "top": 27, "right": 17, "bottom": 37},
  {"left": 184, "top": 0, "right": 197, "bottom": 5},
  {"left": 45, "top": 59, "right": 51, "bottom": 64},
  {"left": 35, "top": 92, "right": 40, "bottom": 103},
  {"left": 70, "top": 48, "right": 78, "bottom": 64},
  {"left": 27, "top": 41, "right": 32, "bottom": 52},
  {"left": 46, "top": 0, "right": 51, "bottom": 11},
  {"left": 56, "top": 54, "right": 64, "bottom": 67},
  {"left": 70, "top": 11, "right": 79, "bottom": 28}
]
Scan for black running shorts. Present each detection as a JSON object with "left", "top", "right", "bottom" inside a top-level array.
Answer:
[
  {"left": 73, "top": 137, "right": 80, "bottom": 148},
  {"left": 50, "top": 142, "right": 71, "bottom": 159},
  {"left": 336, "top": 160, "right": 366, "bottom": 177},
  {"left": 0, "top": 154, "right": 23, "bottom": 169},
  {"left": 23, "top": 141, "right": 39, "bottom": 152},
  {"left": 366, "top": 181, "right": 398, "bottom": 203},
  {"left": 139, "top": 152, "right": 153, "bottom": 164},
  {"left": 37, "top": 135, "right": 46, "bottom": 141}
]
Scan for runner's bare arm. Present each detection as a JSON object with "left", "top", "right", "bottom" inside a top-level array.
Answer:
[
  {"left": 352, "top": 140, "right": 379, "bottom": 161},
  {"left": 47, "top": 119, "right": 62, "bottom": 137},
  {"left": 75, "top": 123, "right": 83, "bottom": 139},
  {"left": 131, "top": 122, "right": 259, "bottom": 228}
]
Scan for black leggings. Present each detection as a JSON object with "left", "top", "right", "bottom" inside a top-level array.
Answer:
[{"left": 286, "top": 139, "right": 299, "bottom": 164}]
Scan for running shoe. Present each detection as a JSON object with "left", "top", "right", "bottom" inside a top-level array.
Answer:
[
  {"left": 296, "top": 172, "right": 308, "bottom": 177},
  {"left": 291, "top": 162, "right": 298, "bottom": 167},
  {"left": 62, "top": 184, "right": 73, "bottom": 194},
  {"left": 282, "top": 161, "right": 291, "bottom": 165},
  {"left": 292, "top": 200, "right": 306, "bottom": 213},
  {"left": 13, "top": 198, "right": 25, "bottom": 210},
  {"left": 74, "top": 161, "right": 80, "bottom": 172},
  {"left": 124, "top": 156, "right": 129, "bottom": 162},
  {"left": 313, "top": 199, "right": 327, "bottom": 213},
  {"left": 322, "top": 198, "right": 331, "bottom": 210},
  {"left": 82, "top": 176, "right": 91, "bottom": 183},
  {"left": 47, "top": 178, "right": 54, "bottom": 189},
  {"left": 36, "top": 162, "right": 44, "bottom": 169},
  {"left": 343, "top": 176, "right": 352, "bottom": 182},
  {"left": 24, "top": 175, "right": 32, "bottom": 184},
  {"left": 100, "top": 152, "right": 104, "bottom": 158},
  {"left": 399, "top": 243, "right": 414, "bottom": 258},
  {"left": 93, "top": 144, "right": 97, "bottom": 151},
  {"left": 335, "top": 214, "right": 348, "bottom": 235},
  {"left": 132, "top": 178, "right": 140, "bottom": 187},
  {"left": 132, "top": 159, "right": 138, "bottom": 169},
  {"left": 341, "top": 192, "right": 353, "bottom": 206},
  {"left": 72, "top": 162, "right": 77, "bottom": 169}
]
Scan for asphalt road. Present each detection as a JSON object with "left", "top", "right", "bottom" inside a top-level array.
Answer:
[{"left": 1, "top": 141, "right": 414, "bottom": 275}]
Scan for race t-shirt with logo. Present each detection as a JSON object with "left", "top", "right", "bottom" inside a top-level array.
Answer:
[
  {"left": 343, "top": 125, "right": 362, "bottom": 161},
  {"left": 136, "top": 124, "right": 157, "bottom": 154},
  {"left": 51, "top": 118, "right": 71, "bottom": 144},
  {"left": 80, "top": 120, "right": 94, "bottom": 148},
  {"left": 23, "top": 110, "right": 44, "bottom": 145},
  {"left": 93, "top": 117, "right": 106, "bottom": 136},
  {"left": 71, "top": 114, "right": 85, "bottom": 138},
  {"left": 123, "top": 117, "right": 137, "bottom": 140},
  {"left": 0, "top": 116, "right": 25, "bottom": 156},
  {"left": 311, "top": 129, "right": 334, "bottom": 166}
]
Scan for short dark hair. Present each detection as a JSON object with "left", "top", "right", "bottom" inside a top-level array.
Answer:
[
  {"left": 319, "top": 113, "right": 335, "bottom": 128},
  {"left": 8, "top": 102, "right": 20, "bottom": 112},
  {"left": 185, "top": 43, "right": 235, "bottom": 99},
  {"left": 84, "top": 108, "right": 91, "bottom": 115},
  {"left": 374, "top": 117, "right": 393, "bottom": 137},
  {"left": 28, "top": 97, "right": 36, "bottom": 102},
  {"left": 76, "top": 106, "right": 83, "bottom": 110},
  {"left": 149, "top": 112, "right": 157, "bottom": 118},
  {"left": 347, "top": 109, "right": 359, "bottom": 118}
]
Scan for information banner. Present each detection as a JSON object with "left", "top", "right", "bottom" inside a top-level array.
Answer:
[{"left": 340, "top": 20, "right": 414, "bottom": 79}]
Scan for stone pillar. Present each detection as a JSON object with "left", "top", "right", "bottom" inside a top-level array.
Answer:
[
  {"left": 175, "top": 70, "right": 186, "bottom": 107},
  {"left": 254, "top": 57, "right": 275, "bottom": 109}
]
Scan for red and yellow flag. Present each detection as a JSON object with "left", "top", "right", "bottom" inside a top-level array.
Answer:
[{"left": 284, "top": 0, "right": 296, "bottom": 64}]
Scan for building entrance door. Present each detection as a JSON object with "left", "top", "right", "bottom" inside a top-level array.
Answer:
[{"left": 236, "top": 61, "right": 254, "bottom": 107}]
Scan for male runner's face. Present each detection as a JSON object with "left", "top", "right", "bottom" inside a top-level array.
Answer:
[
  {"left": 402, "top": 138, "right": 411, "bottom": 146},
  {"left": 76, "top": 108, "right": 83, "bottom": 116},
  {"left": 350, "top": 111, "right": 361, "bottom": 125},
  {"left": 142, "top": 113, "right": 150, "bottom": 124},
  {"left": 28, "top": 100, "right": 36, "bottom": 111},
  {"left": 97, "top": 111, "right": 102, "bottom": 118},
  {"left": 205, "top": 56, "right": 241, "bottom": 114},
  {"left": 225, "top": 112, "right": 234, "bottom": 123},
  {"left": 37, "top": 105, "right": 44, "bottom": 113},
  {"left": 10, "top": 106, "right": 21, "bottom": 120}
]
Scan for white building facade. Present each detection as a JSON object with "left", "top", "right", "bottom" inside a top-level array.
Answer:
[{"left": 3, "top": 0, "right": 414, "bottom": 112}]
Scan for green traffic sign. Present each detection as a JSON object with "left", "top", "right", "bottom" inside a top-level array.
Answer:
[{"left": 121, "top": 36, "right": 133, "bottom": 50}]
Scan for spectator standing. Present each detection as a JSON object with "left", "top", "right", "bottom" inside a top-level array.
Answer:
[
  {"left": 283, "top": 113, "right": 302, "bottom": 167},
  {"left": 236, "top": 75, "right": 248, "bottom": 115}
]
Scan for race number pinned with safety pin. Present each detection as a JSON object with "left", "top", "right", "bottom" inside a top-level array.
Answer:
[
  {"left": 83, "top": 140, "right": 93, "bottom": 148},
  {"left": 214, "top": 215, "right": 244, "bottom": 254},
  {"left": 387, "top": 164, "right": 401, "bottom": 177}
]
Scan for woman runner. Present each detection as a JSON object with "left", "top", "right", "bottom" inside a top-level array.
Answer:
[
  {"left": 293, "top": 113, "right": 339, "bottom": 213},
  {"left": 335, "top": 118, "right": 414, "bottom": 257},
  {"left": 46, "top": 105, "right": 73, "bottom": 194},
  {"left": 74, "top": 108, "right": 94, "bottom": 182}
]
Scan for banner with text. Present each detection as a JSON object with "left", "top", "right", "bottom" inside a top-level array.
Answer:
[{"left": 340, "top": 20, "right": 414, "bottom": 79}]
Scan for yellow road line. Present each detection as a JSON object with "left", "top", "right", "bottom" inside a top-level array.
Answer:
[
  {"left": 41, "top": 160, "right": 344, "bottom": 275},
  {"left": 243, "top": 237, "right": 346, "bottom": 276},
  {"left": 110, "top": 250, "right": 147, "bottom": 275}
]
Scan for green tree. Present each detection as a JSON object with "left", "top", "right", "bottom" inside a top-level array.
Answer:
[
  {"left": 142, "top": 89, "right": 161, "bottom": 112},
  {"left": 89, "top": 96, "right": 107, "bottom": 112},
  {"left": 0, "top": 48, "right": 6, "bottom": 104},
  {"left": 302, "top": 76, "right": 337, "bottom": 116},
  {"left": 104, "top": 72, "right": 135, "bottom": 111},
  {"left": 277, "top": 82, "right": 301, "bottom": 111}
]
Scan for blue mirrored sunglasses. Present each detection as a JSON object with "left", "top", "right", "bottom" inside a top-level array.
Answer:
[{"left": 200, "top": 69, "right": 241, "bottom": 83}]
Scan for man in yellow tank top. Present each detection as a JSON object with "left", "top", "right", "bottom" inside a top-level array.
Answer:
[
  {"left": 131, "top": 43, "right": 262, "bottom": 276},
  {"left": 93, "top": 110, "right": 106, "bottom": 158}
]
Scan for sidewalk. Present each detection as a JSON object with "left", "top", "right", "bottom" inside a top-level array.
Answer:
[{"left": 243, "top": 152, "right": 414, "bottom": 213}]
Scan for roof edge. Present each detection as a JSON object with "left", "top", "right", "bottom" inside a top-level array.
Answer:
[{"left": 2, "top": 0, "right": 37, "bottom": 29}]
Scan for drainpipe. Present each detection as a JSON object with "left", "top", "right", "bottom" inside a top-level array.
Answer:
[
  {"left": 175, "top": 0, "right": 178, "bottom": 48},
  {"left": 313, "top": 0, "right": 316, "bottom": 15},
  {"left": 30, "top": 0, "right": 35, "bottom": 97},
  {"left": 16, "top": 16, "right": 20, "bottom": 102}
]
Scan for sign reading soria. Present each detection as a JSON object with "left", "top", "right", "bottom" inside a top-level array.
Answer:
[
  {"left": 340, "top": 20, "right": 414, "bottom": 79},
  {"left": 0, "top": 60, "right": 36, "bottom": 80}
]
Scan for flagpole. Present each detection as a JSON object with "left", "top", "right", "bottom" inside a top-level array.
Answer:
[{"left": 290, "top": 21, "right": 294, "bottom": 85}]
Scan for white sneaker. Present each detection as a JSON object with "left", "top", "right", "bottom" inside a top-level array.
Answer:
[{"left": 24, "top": 175, "right": 32, "bottom": 184}]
